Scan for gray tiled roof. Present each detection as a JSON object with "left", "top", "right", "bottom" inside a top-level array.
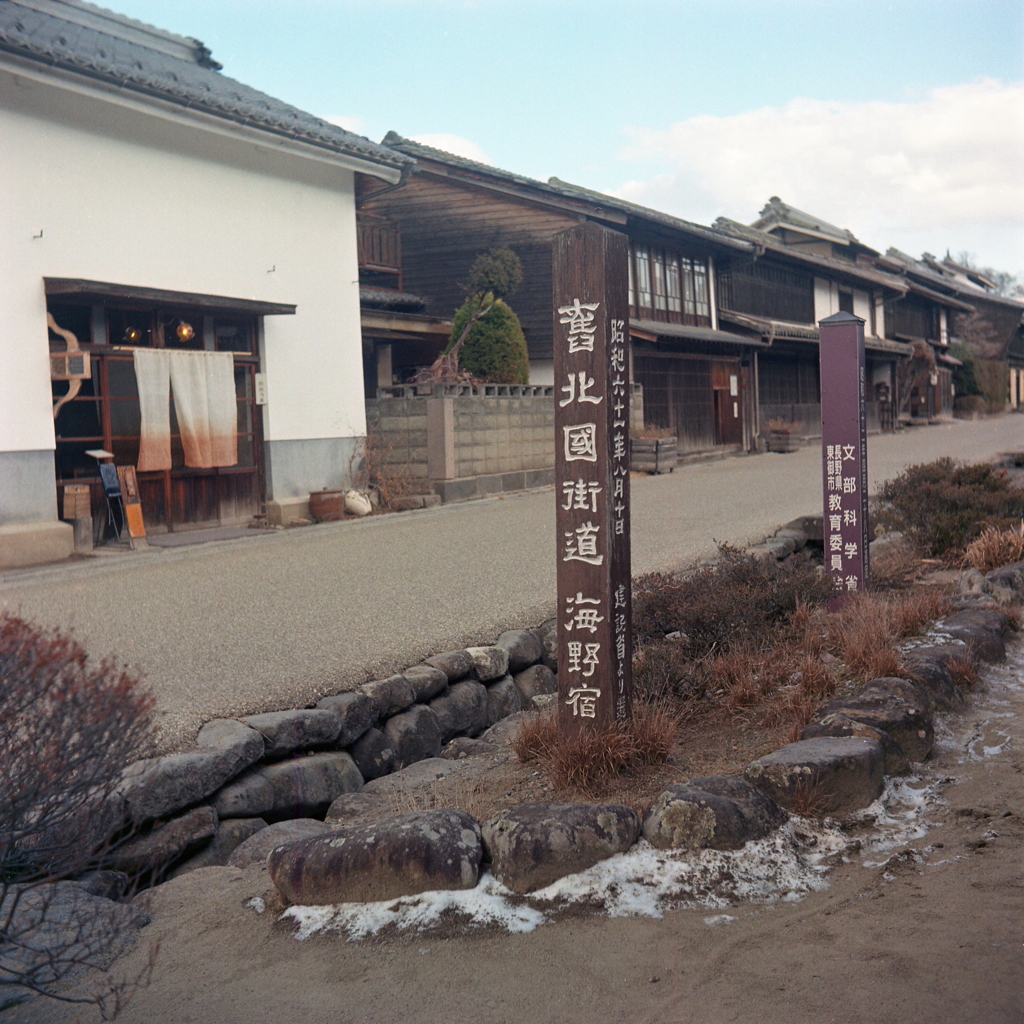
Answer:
[
  {"left": 359, "top": 287, "right": 427, "bottom": 312},
  {"left": 714, "top": 217, "right": 907, "bottom": 292},
  {"left": 884, "top": 248, "right": 1024, "bottom": 312},
  {"left": 0, "top": 0, "right": 411, "bottom": 173},
  {"left": 753, "top": 196, "right": 865, "bottom": 247},
  {"left": 382, "top": 132, "right": 753, "bottom": 254}
]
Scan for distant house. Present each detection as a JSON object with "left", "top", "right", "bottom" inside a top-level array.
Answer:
[
  {"left": 714, "top": 199, "right": 914, "bottom": 434},
  {"left": 0, "top": 0, "right": 410, "bottom": 566},
  {"left": 358, "top": 134, "right": 766, "bottom": 455},
  {"left": 879, "top": 251, "right": 1024, "bottom": 413}
]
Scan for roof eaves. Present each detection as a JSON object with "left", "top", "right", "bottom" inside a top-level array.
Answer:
[
  {"left": 382, "top": 134, "right": 753, "bottom": 253},
  {"left": 0, "top": 5, "right": 412, "bottom": 173},
  {"left": 715, "top": 219, "right": 905, "bottom": 291}
]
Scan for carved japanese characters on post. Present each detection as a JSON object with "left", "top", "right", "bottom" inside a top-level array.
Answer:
[
  {"left": 819, "top": 311, "right": 870, "bottom": 606},
  {"left": 552, "top": 222, "right": 632, "bottom": 736}
]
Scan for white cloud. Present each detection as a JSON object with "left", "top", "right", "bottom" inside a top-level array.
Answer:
[
  {"left": 410, "top": 133, "right": 491, "bottom": 164},
  {"left": 613, "top": 79, "right": 1024, "bottom": 273},
  {"left": 324, "top": 115, "right": 366, "bottom": 134}
]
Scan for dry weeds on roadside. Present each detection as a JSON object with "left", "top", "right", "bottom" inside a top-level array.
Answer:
[
  {"left": 946, "top": 650, "right": 980, "bottom": 690},
  {"left": 516, "top": 543, "right": 960, "bottom": 794},
  {"left": 964, "top": 522, "right": 1024, "bottom": 573},
  {"left": 631, "top": 551, "right": 953, "bottom": 743},
  {"left": 510, "top": 704, "right": 679, "bottom": 796}
]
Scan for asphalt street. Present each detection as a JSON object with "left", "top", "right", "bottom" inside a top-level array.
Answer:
[{"left": 2, "top": 415, "right": 1021, "bottom": 748}]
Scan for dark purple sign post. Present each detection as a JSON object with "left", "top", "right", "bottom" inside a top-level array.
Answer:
[
  {"left": 819, "top": 310, "right": 870, "bottom": 607},
  {"left": 552, "top": 222, "right": 632, "bottom": 737}
]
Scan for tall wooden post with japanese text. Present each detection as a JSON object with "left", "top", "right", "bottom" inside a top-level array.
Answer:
[
  {"left": 552, "top": 222, "right": 632, "bottom": 737},
  {"left": 819, "top": 310, "right": 870, "bottom": 607}
]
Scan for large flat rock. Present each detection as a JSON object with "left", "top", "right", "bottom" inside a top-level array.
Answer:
[
  {"left": 108, "top": 806, "right": 218, "bottom": 876},
  {"left": 815, "top": 679, "right": 934, "bottom": 762},
  {"left": 383, "top": 705, "right": 442, "bottom": 768},
  {"left": 744, "top": 737, "right": 884, "bottom": 815},
  {"left": 642, "top": 776, "right": 788, "bottom": 851},
  {"left": 429, "top": 681, "right": 489, "bottom": 743},
  {"left": 315, "top": 692, "right": 378, "bottom": 747},
  {"left": 269, "top": 810, "right": 482, "bottom": 905},
  {"left": 481, "top": 803, "right": 640, "bottom": 894},
  {"left": 240, "top": 709, "right": 342, "bottom": 759},
  {"left": 494, "top": 630, "right": 543, "bottom": 674}
]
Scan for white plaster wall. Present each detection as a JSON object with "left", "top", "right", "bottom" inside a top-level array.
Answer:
[
  {"left": 0, "top": 69, "right": 368, "bottom": 454},
  {"left": 853, "top": 289, "right": 871, "bottom": 325},
  {"left": 874, "top": 295, "right": 886, "bottom": 339},
  {"left": 813, "top": 277, "right": 837, "bottom": 321},
  {"left": 529, "top": 359, "right": 554, "bottom": 386}
]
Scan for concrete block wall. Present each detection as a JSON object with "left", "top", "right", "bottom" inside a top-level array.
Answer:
[
  {"left": 365, "top": 398, "right": 431, "bottom": 482},
  {"left": 366, "top": 387, "right": 556, "bottom": 499},
  {"left": 452, "top": 396, "right": 554, "bottom": 479}
]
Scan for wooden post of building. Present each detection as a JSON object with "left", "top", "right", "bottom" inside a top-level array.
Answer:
[
  {"left": 552, "top": 222, "right": 632, "bottom": 736},
  {"left": 819, "top": 310, "right": 869, "bottom": 608}
]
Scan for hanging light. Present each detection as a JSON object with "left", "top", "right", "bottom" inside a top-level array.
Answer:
[
  {"left": 175, "top": 320, "right": 195, "bottom": 342},
  {"left": 123, "top": 326, "right": 142, "bottom": 343}
]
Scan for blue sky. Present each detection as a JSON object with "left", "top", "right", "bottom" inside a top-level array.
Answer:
[{"left": 109, "top": 0, "right": 1024, "bottom": 272}]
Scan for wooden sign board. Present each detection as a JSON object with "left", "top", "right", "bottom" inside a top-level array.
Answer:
[
  {"left": 552, "top": 222, "right": 633, "bottom": 736},
  {"left": 62, "top": 484, "right": 91, "bottom": 520},
  {"left": 117, "top": 465, "right": 147, "bottom": 539},
  {"left": 819, "top": 311, "right": 869, "bottom": 606}
]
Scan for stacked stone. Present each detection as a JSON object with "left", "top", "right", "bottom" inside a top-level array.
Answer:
[
  {"left": 106, "top": 623, "right": 558, "bottom": 881},
  {"left": 99, "top": 560, "right": 1020, "bottom": 908}
]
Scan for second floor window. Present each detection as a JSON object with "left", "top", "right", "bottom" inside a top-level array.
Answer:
[
  {"left": 629, "top": 245, "right": 711, "bottom": 326},
  {"left": 716, "top": 260, "right": 815, "bottom": 324}
]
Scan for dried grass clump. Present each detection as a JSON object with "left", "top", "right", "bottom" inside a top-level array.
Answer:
[
  {"left": 887, "top": 588, "right": 952, "bottom": 637},
  {"left": 631, "top": 583, "right": 958, "bottom": 742},
  {"left": 511, "top": 705, "right": 679, "bottom": 794},
  {"left": 946, "top": 651, "right": 980, "bottom": 690},
  {"left": 964, "top": 522, "right": 1024, "bottom": 573}
]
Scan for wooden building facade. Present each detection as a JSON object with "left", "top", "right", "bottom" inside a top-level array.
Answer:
[{"left": 357, "top": 136, "right": 763, "bottom": 456}]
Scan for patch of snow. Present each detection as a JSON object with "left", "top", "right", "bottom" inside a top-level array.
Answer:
[
  {"left": 245, "top": 896, "right": 265, "bottom": 915},
  {"left": 279, "top": 819, "right": 848, "bottom": 941},
  {"left": 703, "top": 914, "right": 737, "bottom": 925},
  {"left": 282, "top": 875, "right": 544, "bottom": 941},
  {"left": 849, "top": 776, "right": 945, "bottom": 865}
]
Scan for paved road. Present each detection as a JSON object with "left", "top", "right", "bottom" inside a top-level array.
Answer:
[{"left": 2, "top": 416, "right": 1021, "bottom": 748}]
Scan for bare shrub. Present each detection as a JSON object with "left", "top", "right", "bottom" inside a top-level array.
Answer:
[
  {"left": 632, "top": 546, "right": 835, "bottom": 657},
  {"left": 0, "top": 613, "right": 155, "bottom": 1016},
  {"left": 964, "top": 522, "right": 1024, "bottom": 573},
  {"left": 511, "top": 705, "right": 679, "bottom": 794},
  {"left": 876, "top": 458, "right": 1024, "bottom": 557},
  {"left": 353, "top": 428, "right": 416, "bottom": 510},
  {"left": 632, "top": 643, "right": 714, "bottom": 720}
]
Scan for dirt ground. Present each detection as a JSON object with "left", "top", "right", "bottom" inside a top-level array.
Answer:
[{"left": 17, "top": 632, "right": 1023, "bottom": 1024}]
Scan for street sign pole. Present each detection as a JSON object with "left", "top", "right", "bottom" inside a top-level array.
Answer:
[
  {"left": 819, "top": 310, "right": 870, "bottom": 608},
  {"left": 552, "top": 222, "right": 632, "bottom": 736}
]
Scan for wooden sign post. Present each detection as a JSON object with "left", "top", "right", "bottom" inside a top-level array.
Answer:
[
  {"left": 552, "top": 222, "right": 632, "bottom": 736},
  {"left": 819, "top": 311, "right": 870, "bottom": 607}
]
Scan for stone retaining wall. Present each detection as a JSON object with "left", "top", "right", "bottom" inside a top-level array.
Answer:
[{"left": 85, "top": 551, "right": 1024, "bottom": 910}]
